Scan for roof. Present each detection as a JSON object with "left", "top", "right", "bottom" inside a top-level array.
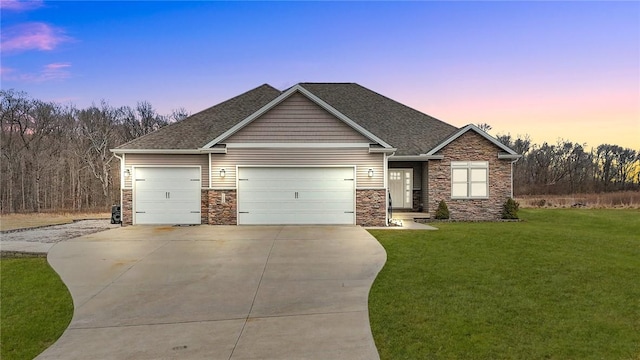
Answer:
[
  {"left": 297, "top": 83, "right": 458, "bottom": 155},
  {"left": 115, "top": 83, "right": 510, "bottom": 156},
  {"left": 115, "top": 84, "right": 281, "bottom": 149}
]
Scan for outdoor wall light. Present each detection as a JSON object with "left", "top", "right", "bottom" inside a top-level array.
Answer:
[
  {"left": 124, "top": 169, "right": 131, "bottom": 177},
  {"left": 220, "top": 168, "right": 226, "bottom": 178},
  {"left": 368, "top": 168, "right": 374, "bottom": 177}
]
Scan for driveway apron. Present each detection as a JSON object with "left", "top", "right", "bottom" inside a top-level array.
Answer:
[{"left": 37, "top": 225, "right": 386, "bottom": 360}]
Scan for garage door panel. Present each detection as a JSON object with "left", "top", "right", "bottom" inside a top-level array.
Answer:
[
  {"left": 134, "top": 167, "right": 201, "bottom": 225},
  {"left": 238, "top": 210, "right": 353, "bottom": 225},
  {"left": 238, "top": 190, "right": 294, "bottom": 202},
  {"left": 297, "top": 190, "right": 353, "bottom": 200},
  {"left": 238, "top": 167, "right": 355, "bottom": 225}
]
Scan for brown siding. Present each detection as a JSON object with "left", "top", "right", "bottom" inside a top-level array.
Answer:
[
  {"left": 225, "top": 93, "right": 371, "bottom": 143},
  {"left": 211, "top": 148, "right": 384, "bottom": 189},
  {"left": 124, "top": 154, "right": 209, "bottom": 188},
  {"left": 427, "top": 131, "right": 512, "bottom": 220}
]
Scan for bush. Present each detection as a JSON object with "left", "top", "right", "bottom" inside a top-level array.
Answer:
[
  {"left": 435, "top": 200, "right": 450, "bottom": 220},
  {"left": 502, "top": 198, "right": 520, "bottom": 219}
]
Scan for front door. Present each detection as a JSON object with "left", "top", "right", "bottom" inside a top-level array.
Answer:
[{"left": 389, "top": 169, "right": 413, "bottom": 209}]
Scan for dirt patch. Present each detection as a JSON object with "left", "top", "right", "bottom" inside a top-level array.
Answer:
[
  {"left": 0, "top": 220, "right": 120, "bottom": 244},
  {"left": 1, "top": 212, "right": 110, "bottom": 232}
]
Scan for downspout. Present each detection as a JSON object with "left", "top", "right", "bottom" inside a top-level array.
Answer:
[
  {"left": 113, "top": 153, "right": 124, "bottom": 210},
  {"left": 384, "top": 151, "right": 396, "bottom": 226},
  {"left": 510, "top": 157, "right": 520, "bottom": 199},
  {"left": 114, "top": 153, "right": 124, "bottom": 207}
]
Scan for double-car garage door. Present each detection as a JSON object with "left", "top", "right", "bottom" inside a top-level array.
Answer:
[
  {"left": 237, "top": 167, "right": 355, "bottom": 225},
  {"left": 134, "top": 167, "right": 355, "bottom": 225}
]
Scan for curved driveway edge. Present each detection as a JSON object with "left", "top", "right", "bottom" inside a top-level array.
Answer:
[{"left": 37, "top": 225, "right": 387, "bottom": 360}]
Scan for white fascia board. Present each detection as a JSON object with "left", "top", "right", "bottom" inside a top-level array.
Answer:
[
  {"left": 498, "top": 153, "right": 522, "bottom": 159},
  {"left": 226, "top": 143, "right": 370, "bottom": 149},
  {"left": 369, "top": 147, "right": 397, "bottom": 154},
  {"left": 389, "top": 155, "right": 443, "bottom": 161},
  {"left": 110, "top": 148, "right": 227, "bottom": 154},
  {"left": 203, "top": 84, "right": 394, "bottom": 150},
  {"left": 426, "top": 124, "right": 519, "bottom": 156}
]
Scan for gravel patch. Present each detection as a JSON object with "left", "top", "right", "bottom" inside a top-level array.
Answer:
[{"left": 1, "top": 220, "right": 120, "bottom": 244}]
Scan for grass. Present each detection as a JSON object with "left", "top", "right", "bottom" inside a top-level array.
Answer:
[
  {"left": 368, "top": 209, "right": 640, "bottom": 360},
  {"left": 0, "top": 212, "right": 109, "bottom": 231},
  {"left": 517, "top": 190, "right": 640, "bottom": 209},
  {"left": 1, "top": 258, "right": 73, "bottom": 360}
]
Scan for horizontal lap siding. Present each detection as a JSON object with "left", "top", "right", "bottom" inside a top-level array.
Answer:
[
  {"left": 211, "top": 148, "right": 383, "bottom": 189},
  {"left": 124, "top": 154, "right": 209, "bottom": 188},
  {"left": 225, "top": 93, "right": 371, "bottom": 143}
]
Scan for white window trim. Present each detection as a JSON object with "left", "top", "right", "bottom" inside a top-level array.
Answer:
[{"left": 450, "top": 161, "right": 489, "bottom": 199}]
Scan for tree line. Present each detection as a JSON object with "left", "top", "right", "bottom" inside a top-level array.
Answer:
[
  {"left": 1, "top": 91, "right": 637, "bottom": 213},
  {"left": 497, "top": 134, "right": 639, "bottom": 195},
  {"left": 0, "top": 89, "right": 187, "bottom": 213}
]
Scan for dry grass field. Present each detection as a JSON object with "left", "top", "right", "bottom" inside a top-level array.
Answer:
[
  {"left": 0, "top": 212, "right": 110, "bottom": 232},
  {"left": 517, "top": 191, "right": 640, "bottom": 209}
]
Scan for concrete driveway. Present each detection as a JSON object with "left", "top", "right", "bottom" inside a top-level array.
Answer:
[{"left": 37, "top": 225, "right": 386, "bottom": 360}]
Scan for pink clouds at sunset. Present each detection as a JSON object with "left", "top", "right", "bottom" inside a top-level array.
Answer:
[
  {"left": 0, "top": 0, "right": 43, "bottom": 12},
  {"left": 1, "top": 62, "right": 71, "bottom": 82},
  {"left": 0, "top": 22, "right": 71, "bottom": 53}
]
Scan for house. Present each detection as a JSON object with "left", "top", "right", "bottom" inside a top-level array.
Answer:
[{"left": 111, "top": 83, "right": 520, "bottom": 226}]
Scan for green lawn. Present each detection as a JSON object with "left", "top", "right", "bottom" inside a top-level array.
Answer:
[
  {"left": 1, "top": 258, "right": 73, "bottom": 360},
  {"left": 369, "top": 209, "right": 640, "bottom": 360}
]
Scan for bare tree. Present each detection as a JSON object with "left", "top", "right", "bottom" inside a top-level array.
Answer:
[{"left": 476, "top": 123, "right": 492, "bottom": 132}]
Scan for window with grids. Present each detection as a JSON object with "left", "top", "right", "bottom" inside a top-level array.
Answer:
[{"left": 451, "top": 161, "right": 488, "bottom": 198}]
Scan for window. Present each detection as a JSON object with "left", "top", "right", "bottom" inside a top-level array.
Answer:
[{"left": 451, "top": 161, "right": 488, "bottom": 198}]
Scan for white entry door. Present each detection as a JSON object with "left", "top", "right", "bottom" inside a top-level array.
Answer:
[
  {"left": 389, "top": 169, "right": 413, "bottom": 209},
  {"left": 237, "top": 167, "right": 355, "bottom": 225},
  {"left": 134, "top": 167, "right": 201, "bottom": 225}
]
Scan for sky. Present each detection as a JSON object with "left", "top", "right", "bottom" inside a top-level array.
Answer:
[{"left": 1, "top": 0, "right": 638, "bottom": 150}]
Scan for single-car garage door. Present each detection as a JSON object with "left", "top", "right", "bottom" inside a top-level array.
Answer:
[
  {"left": 134, "top": 167, "right": 201, "bottom": 225},
  {"left": 237, "top": 167, "right": 355, "bottom": 225}
]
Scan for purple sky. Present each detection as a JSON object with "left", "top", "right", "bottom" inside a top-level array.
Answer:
[{"left": 1, "top": 1, "right": 638, "bottom": 149}]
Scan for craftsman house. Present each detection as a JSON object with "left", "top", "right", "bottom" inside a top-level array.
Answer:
[{"left": 112, "top": 83, "right": 520, "bottom": 226}]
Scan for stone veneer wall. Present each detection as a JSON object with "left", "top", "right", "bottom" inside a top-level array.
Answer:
[
  {"left": 207, "top": 190, "right": 237, "bottom": 225},
  {"left": 356, "top": 189, "right": 387, "bottom": 226},
  {"left": 200, "top": 190, "right": 209, "bottom": 224},
  {"left": 427, "top": 131, "right": 512, "bottom": 220},
  {"left": 122, "top": 189, "right": 133, "bottom": 226}
]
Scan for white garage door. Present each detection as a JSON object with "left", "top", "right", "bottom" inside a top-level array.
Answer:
[
  {"left": 134, "top": 167, "right": 201, "bottom": 225},
  {"left": 237, "top": 167, "right": 355, "bottom": 225}
]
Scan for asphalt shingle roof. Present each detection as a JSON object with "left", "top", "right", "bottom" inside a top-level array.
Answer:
[
  {"left": 298, "top": 83, "right": 458, "bottom": 155},
  {"left": 116, "top": 84, "right": 281, "bottom": 149},
  {"left": 116, "top": 82, "right": 459, "bottom": 155}
]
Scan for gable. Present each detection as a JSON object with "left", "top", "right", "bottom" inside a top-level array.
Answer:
[
  {"left": 224, "top": 92, "right": 371, "bottom": 144},
  {"left": 426, "top": 124, "right": 519, "bottom": 157},
  {"left": 433, "top": 131, "right": 505, "bottom": 158}
]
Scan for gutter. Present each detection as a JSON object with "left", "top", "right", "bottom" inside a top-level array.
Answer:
[
  {"left": 110, "top": 148, "right": 227, "bottom": 154},
  {"left": 389, "top": 155, "right": 443, "bottom": 161}
]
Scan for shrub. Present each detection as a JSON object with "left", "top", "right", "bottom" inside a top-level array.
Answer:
[
  {"left": 435, "top": 200, "right": 450, "bottom": 220},
  {"left": 502, "top": 197, "right": 520, "bottom": 219}
]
